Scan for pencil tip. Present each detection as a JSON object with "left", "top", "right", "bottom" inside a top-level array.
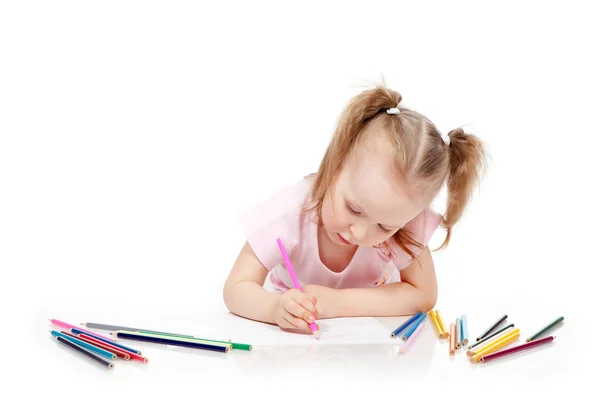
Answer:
[{"left": 313, "top": 331, "right": 320, "bottom": 339}]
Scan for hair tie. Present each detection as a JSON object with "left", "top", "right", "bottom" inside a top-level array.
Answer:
[
  {"left": 440, "top": 133, "right": 451, "bottom": 146},
  {"left": 386, "top": 104, "right": 401, "bottom": 115}
]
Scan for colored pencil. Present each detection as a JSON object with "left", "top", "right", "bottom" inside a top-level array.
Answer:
[
  {"left": 467, "top": 326, "right": 517, "bottom": 357},
  {"left": 435, "top": 310, "right": 449, "bottom": 338},
  {"left": 480, "top": 336, "right": 555, "bottom": 363},
  {"left": 141, "top": 333, "right": 252, "bottom": 351},
  {"left": 55, "top": 336, "right": 114, "bottom": 369},
  {"left": 461, "top": 315, "right": 469, "bottom": 345},
  {"left": 82, "top": 322, "right": 195, "bottom": 338},
  {"left": 276, "top": 238, "right": 319, "bottom": 339},
  {"left": 399, "top": 319, "right": 425, "bottom": 353},
  {"left": 82, "top": 322, "right": 252, "bottom": 351},
  {"left": 113, "top": 331, "right": 230, "bottom": 353},
  {"left": 390, "top": 312, "right": 423, "bottom": 338},
  {"left": 50, "top": 319, "right": 116, "bottom": 342},
  {"left": 76, "top": 333, "right": 148, "bottom": 363},
  {"left": 470, "top": 328, "right": 519, "bottom": 360},
  {"left": 449, "top": 322, "right": 456, "bottom": 355},
  {"left": 137, "top": 329, "right": 252, "bottom": 351},
  {"left": 476, "top": 314, "right": 508, "bottom": 341},
  {"left": 526, "top": 316, "right": 564, "bottom": 342},
  {"left": 471, "top": 330, "right": 520, "bottom": 363},
  {"left": 401, "top": 313, "right": 426, "bottom": 341},
  {"left": 456, "top": 317, "right": 462, "bottom": 349},
  {"left": 428, "top": 310, "right": 444, "bottom": 339},
  {"left": 50, "top": 330, "right": 117, "bottom": 360},
  {"left": 61, "top": 331, "right": 130, "bottom": 360},
  {"left": 112, "top": 330, "right": 233, "bottom": 351},
  {"left": 468, "top": 324, "right": 514, "bottom": 350},
  {"left": 71, "top": 327, "right": 142, "bottom": 355}
]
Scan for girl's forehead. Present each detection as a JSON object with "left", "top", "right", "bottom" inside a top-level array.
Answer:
[{"left": 338, "top": 144, "right": 425, "bottom": 225}]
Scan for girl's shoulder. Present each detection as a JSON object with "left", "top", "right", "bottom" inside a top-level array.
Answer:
[
  {"left": 238, "top": 177, "right": 314, "bottom": 233},
  {"left": 381, "top": 207, "right": 442, "bottom": 268},
  {"left": 237, "top": 177, "right": 315, "bottom": 270}
]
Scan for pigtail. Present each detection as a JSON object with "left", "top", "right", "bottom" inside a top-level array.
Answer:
[{"left": 437, "top": 127, "right": 488, "bottom": 250}]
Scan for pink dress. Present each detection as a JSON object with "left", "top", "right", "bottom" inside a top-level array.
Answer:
[{"left": 239, "top": 177, "right": 441, "bottom": 292}]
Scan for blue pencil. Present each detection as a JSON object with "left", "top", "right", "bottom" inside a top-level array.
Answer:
[
  {"left": 401, "top": 313, "right": 426, "bottom": 341},
  {"left": 456, "top": 317, "right": 462, "bottom": 348},
  {"left": 390, "top": 312, "right": 423, "bottom": 338},
  {"left": 461, "top": 315, "right": 469, "bottom": 345},
  {"left": 50, "top": 330, "right": 117, "bottom": 360},
  {"left": 71, "top": 327, "right": 142, "bottom": 355}
]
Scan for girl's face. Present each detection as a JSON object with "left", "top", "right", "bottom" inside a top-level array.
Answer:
[{"left": 320, "top": 135, "right": 427, "bottom": 249}]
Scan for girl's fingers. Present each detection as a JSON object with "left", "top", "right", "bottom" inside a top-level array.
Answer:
[
  {"left": 284, "top": 299, "right": 316, "bottom": 323},
  {"left": 282, "top": 313, "right": 311, "bottom": 331}
]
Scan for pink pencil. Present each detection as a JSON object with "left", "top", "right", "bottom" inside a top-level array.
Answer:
[
  {"left": 399, "top": 319, "right": 425, "bottom": 353},
  {"left": 276, "top": 238, "right": 320, "bottom": 339},
  {"left": 49, "top": 319, "right": 116, "bottom": 342}
]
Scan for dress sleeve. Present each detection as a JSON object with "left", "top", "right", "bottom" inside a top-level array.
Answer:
[{"left": 237, "top": 180, "right": 308, "bottom": 271}]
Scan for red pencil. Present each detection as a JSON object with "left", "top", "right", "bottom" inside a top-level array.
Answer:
[
  {"left": 60, "top": 331, "right": 130, "bottom": 360},
  {"left": 480, "top": 336, "right": 555, "bottom": 363},
  {"left": 75, "top": 332, "right": 149, "bottom": 363}
]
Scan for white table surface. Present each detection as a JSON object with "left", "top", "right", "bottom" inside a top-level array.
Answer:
[{"left": 16, "top": 296, "right": 587, "bottom": 399}]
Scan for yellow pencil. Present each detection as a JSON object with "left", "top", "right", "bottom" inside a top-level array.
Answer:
[
  {"left": 470, "top": 329, "right": 521, "bottom": 362},
  {"left": 470, "top": 330, "right": 520, "bottom": 363},
  {"left": 435, "top": 310, "right": 449, "bottom": 338},
  {"left": 429, "top": 310, "right": 444, "bottom": 339},
  {"left": 469, "top": 328, "right": 518, "bottom": 358}
]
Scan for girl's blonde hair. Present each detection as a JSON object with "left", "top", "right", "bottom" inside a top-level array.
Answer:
[{"left": 304, "top": 84, "right": 487, "bottom": 259}]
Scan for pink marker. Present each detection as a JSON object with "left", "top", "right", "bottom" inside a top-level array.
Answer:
[
  {"left": 276, "top": 238, "right": 320, "bottom": 339},
  {"left": 399, "top": 320, "right": 425, "bottom": 353},
  {"left": 49, "top": 319, "right": 116, "bottom": 342}
]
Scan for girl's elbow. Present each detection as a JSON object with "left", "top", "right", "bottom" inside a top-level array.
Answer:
[{"left": 419, "top": 290, "right": 438, "bottom": 313}]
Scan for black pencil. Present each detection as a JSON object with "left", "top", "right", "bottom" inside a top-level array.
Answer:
[
  {"left": 113, "top": 331, "right": 230, "bottom": 353},
  {"left": 467, "top": 324, "right": 515, "bottom": 353},
  {"left": 476, "top": 314, "right": 508, "bottom": 341},
  {"left": 56, "top": 336, "right": 114, "bottom": 369}
]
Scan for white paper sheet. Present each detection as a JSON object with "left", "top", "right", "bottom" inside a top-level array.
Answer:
[{"left": 193, "top": 313, "right": 395, "bottom": 346}]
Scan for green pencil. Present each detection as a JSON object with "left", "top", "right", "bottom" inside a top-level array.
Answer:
[
  {"left": 151, "top": 333, "right": 252, "bottom": 351},
  {"left": 526, "top": 316, "right": 564, "bottom": 342},
  {"left": 117, "top": 330, "right": 253, "bottom": 351},
  {"left": 83, "top": 322, "right": 252, "bottom": 351}
]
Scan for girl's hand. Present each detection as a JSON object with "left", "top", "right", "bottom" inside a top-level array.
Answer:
[
  {"left": 302, "top": 285, "right": 339, "bottom": 319},
  {"left": 272, "top": 288, "right": 320, "bottom": 333}
]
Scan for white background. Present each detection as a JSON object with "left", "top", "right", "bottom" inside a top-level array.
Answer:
[{"left": 1, "top": 0, "right": 599, "bottom": 397}]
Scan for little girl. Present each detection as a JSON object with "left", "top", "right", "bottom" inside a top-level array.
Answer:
[{"left": 223, "top": 84, "right": 487, "bottom": 335}]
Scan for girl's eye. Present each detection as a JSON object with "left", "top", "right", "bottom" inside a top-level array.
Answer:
[
  {"left": 378, "top": 224, "right": 392, "bottom": 234},
  {"left": 345, "top": 202, "right": 361, "bottom": 216}
]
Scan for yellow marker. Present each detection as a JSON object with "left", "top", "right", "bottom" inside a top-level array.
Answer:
[
  {"left": 470, "top": 329, "right": 520, "bottom": 362},
  {"left": 429, "top": 310, "right": 444, "bottom": 338},
  {"left": 435, "top": 310, "right": 449, "bottom": 338}
]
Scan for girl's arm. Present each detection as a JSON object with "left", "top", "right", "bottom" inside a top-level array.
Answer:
[
  {"left": 222, "top": 242, "right": 281, "bottom": 324},
  {"left": 314, "top": 246, "right": 438, "bottom": 318}
]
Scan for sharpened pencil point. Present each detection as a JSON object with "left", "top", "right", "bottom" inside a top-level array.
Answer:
[{"left": 313, "top": 331, "right": 320, "bottom": 339}]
